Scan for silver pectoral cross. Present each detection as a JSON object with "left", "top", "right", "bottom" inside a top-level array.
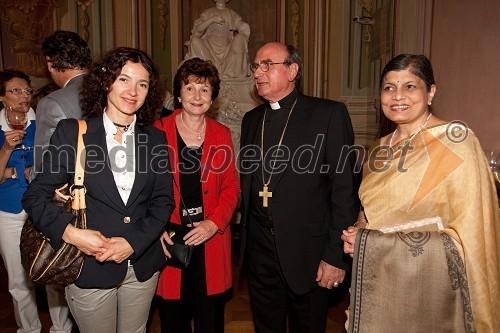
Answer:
[{"left": 259, "top": 185, "right": 273, "bottom": 207}]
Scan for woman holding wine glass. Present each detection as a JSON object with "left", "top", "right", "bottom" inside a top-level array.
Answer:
[{"left": 0, "top": 69, "right": 41, "bottom": 332}]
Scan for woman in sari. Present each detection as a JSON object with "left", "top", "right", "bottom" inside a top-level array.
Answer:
[{"left": 342, "top": 54, "right": 499, "bottom": 332}]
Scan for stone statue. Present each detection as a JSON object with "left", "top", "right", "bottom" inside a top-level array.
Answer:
[{"left": 186, "top": 0, "right": 250, "bottom": 79}]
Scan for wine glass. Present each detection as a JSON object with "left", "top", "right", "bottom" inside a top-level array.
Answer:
[
  {"left": 484, "top": 149, "right": 500, "bottom": 202},
  {"left": 5, "top": 106, "right": 28, "bottom": 131},
  {"left": 5, "top": 106, "right": 28, "bottom": 149},
  {"left": 485, "top": 149, "right": 498, "bottom": 167}
]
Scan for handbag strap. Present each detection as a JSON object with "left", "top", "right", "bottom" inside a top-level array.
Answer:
[
  {"left": 172, "top": 177, "right": 194, "bottom": 229},
  {"left": 74, "top": 120, "right": 87, "bottom": 186}
]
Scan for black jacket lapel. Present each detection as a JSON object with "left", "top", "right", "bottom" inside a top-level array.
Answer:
[{"left": 270, "top": 94, "right": 310, "bottom": 191}]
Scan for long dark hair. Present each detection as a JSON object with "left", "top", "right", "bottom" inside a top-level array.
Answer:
[{"left": 80, "top": 47, "right": 165, "bottom": 124}]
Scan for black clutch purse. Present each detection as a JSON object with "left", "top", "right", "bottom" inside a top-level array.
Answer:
[
  {"left": 164, "top": 176, "right": 196, "bottom": 269},
  {"left": 164, "top": 222, "right": 193, "bottom": 269}
]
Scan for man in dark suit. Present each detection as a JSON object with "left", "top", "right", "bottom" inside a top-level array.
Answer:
[{"left": 239, "top": 42, "right": 360, "bottom": 332}]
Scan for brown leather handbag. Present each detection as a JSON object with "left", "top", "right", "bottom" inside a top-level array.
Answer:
[{"left": 20, "top": 120, "right": 87, "bottom": 285}]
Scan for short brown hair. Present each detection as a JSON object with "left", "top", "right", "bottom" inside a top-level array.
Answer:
[
  {"left": 173, "top": 58, "right": 220, "bottom": 109},
  {"left": 0, "top": 70, "right": 31, "bottom": 96}
]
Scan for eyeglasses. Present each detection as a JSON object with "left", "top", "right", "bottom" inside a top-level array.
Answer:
[
  {"left": 250, "top": 61, "right": 291, "bottom": 73},
  {"left": 7, "top": 88, "right": 34, "bottom": 95}
]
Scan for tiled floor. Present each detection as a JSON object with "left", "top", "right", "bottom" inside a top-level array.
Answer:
[{"left": 0, "top": 240, "right": 349, "bottom": 332}]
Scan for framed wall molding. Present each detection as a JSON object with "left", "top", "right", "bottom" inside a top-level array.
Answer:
[
  {"left": 303, "top": 0, "right": 329, "bottom": 97},
  {"left": 339, "top": 0, "right": 386, "bottom": 146},
  {"left": 394, "top": 0, "right": 433, "bottom": 55}
]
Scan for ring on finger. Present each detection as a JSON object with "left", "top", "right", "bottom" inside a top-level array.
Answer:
[{"left": 333, "top": 282, "right": 339, "bottom": 287}]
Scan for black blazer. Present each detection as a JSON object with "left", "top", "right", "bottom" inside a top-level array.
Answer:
[
  {"left": 23, "top": 117, "right": 174, "bottom": 288},
  {"left": 239, "top": 92, "right": 360, "bottom": 295}
]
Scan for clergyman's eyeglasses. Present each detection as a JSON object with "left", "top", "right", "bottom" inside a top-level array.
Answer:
[{"left": 249, "top": 61, "right": 291, "bottom": 73}]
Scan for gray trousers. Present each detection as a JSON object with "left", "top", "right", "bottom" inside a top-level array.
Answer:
[{"left": 65, "top": 266, "right": 158, "bottom": 333}]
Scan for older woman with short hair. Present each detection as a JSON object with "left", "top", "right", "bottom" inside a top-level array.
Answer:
[{"left": 155, "top": 57, "right": 240, "bottom": 333}]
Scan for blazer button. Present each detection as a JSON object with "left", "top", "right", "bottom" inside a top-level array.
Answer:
[
  {"left": 123, "top": 216, "right": 131, "bottom": 224},
  {"left": 204, "top": 190, "right": 209, "bottom": 195}
]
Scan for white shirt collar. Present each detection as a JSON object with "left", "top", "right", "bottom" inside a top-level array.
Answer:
[
  {"left": 270, "top": 101, "right": 280, "bottom": 110},
  {"left": 102, "top": 111, "right": 136, "bottom": 205}
]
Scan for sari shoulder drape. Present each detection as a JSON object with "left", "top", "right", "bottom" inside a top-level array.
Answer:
[{"left": 355, "top": 124, "right": 499, "bottom": 332}]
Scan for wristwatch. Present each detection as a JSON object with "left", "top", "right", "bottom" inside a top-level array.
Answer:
[{"left": 11, "top": 167, "right": 17, "bottom": 179}]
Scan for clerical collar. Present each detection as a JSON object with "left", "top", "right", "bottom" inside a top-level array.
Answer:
[
  {"left": 269, "top": 89, "right": 299, "bottom": 110},
  {"left": 270, "top": 102, "right": 280, "bottom": 110}
]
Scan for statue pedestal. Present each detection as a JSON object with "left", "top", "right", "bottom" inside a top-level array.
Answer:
[
  {"left": 208, "top": 76, "right": 261, "bottom": 156},
  {"left": 207, "top": 76, "right": 260, "bottom": 227}
]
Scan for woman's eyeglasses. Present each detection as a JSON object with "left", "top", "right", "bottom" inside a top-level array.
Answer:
[{"left": 7, "top": 88, "right": 35, "bottom": 96}]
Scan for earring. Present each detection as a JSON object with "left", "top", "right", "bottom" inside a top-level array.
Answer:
[
  {"left": 428, "top": 101, "right": 432, "bottom": 106},
  {"left": 178, "top": 97, "right": 181, "bottom": 103}
]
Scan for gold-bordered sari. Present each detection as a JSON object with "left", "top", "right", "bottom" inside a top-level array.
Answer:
[{"left": 348, "top": 124, "right": 499, "bottom": 332}]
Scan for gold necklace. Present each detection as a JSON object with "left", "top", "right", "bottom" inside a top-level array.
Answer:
[
  {"left": 259, "top": 98, "right": 298, "bottom": 207},
  {"left": 180, "top": 112, "right": 206, "bottom": 140},
  {"left": 389, "top": 112, "right": 433, "bottom": 151}
]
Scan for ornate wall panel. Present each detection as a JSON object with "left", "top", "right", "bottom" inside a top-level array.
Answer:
[{"left": 0, "top": 0, "right": 66, "bottom": 76}]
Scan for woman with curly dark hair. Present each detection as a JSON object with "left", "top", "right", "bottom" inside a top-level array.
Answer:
[
  {"left": 80, "top": 47, "right": 165, "bottom": 124},
  {"left": 23, "top": 47, "right": 174, "bottom": 332}
]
